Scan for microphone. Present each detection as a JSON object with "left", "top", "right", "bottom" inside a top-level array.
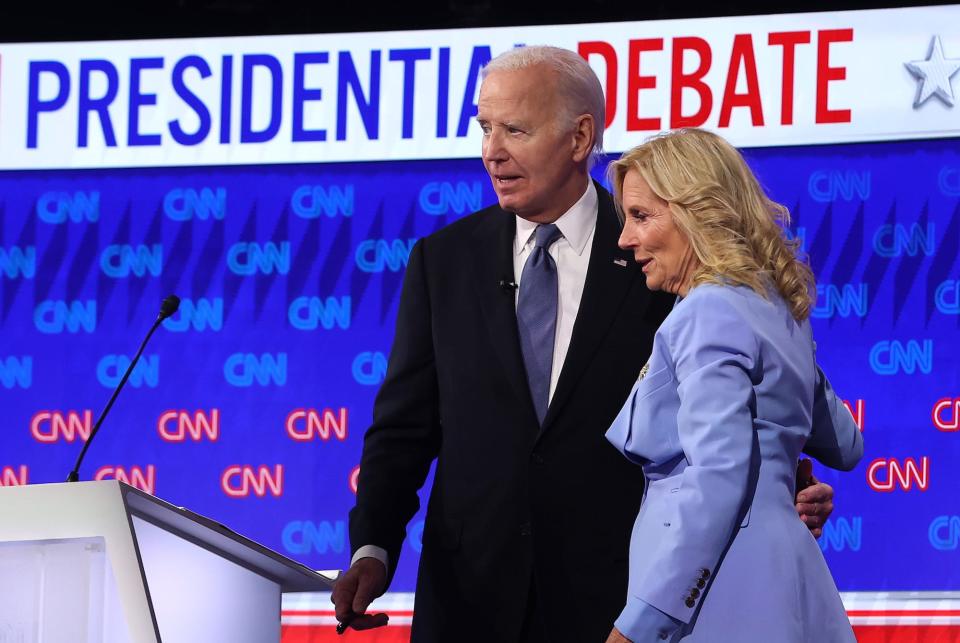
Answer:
[
  {"left": 158, "top": 294, "right": 180, "bottom": 321},
  {"left": 499, "top": 279, "right": 518, "bottom": 291},
  {"left": 66, "top": 294, "right": 180, "bottom": 483}
]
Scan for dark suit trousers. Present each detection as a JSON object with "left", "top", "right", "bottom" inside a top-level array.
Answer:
[{"left": 520, "top": 579, "right": 549, "bottom": 643}]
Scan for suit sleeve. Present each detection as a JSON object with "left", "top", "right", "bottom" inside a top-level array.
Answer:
[
  {"left": 615, "top": 599, "right": 683, "bottom": 642},
  {"left": 628, "top": 289, "right": 758, "bottom": 625},
  {"left": 801, "top": 364, "right": 863, "bottom": 471},
  {"left": 348, "top": 238, "right": 441, "bottom": 589}
]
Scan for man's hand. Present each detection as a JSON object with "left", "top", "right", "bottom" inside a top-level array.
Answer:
[
  {"left": 331, "top": 557, "right": 389, "bottom": 632},
  {"left": 795, "top": 458, "right": 834, "bottom": 538},
  {"left": 605, "top": 627, "right": 633, "bottom": 643}
]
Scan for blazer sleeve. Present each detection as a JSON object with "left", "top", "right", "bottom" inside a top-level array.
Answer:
[
  {"left": 348, "top": 238, "right": 442, "bottom": 588},
  {"left": 628, "top": 288, "right": 759, "bottom": 624},
  {"left": 801, "top": 364, "right": 863, "bottom": 471}
]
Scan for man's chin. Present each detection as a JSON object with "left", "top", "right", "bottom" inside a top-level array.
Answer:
[{"left": 496, "top": 195, "right": 524, "bottom": 214}]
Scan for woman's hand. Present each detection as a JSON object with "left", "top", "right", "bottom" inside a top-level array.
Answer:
[
  {"left": 605, "top": 627, "right": 633, "bottom": 643},
  {"left": 795, "top": 458, "right": 834, "bottom": 538}
]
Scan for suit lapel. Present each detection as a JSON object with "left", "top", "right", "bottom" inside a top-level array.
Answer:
[
  {"left": 469, "top": 208, "right": 539, "bottom": 424},
  {"left": 541, "top": 185, "right": 641, "bottom": 433}
]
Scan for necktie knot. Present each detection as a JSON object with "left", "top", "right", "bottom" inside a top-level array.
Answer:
[{"left": 534, "top": 224, "right": 563, "bottom": 250}]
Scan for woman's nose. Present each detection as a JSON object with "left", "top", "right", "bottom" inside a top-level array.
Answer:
[{"left": 618, "top": 225, "right": 634, "bottom": 250}]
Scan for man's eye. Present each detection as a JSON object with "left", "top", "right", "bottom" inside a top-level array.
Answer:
[
  {"left": 507, "top": 126, "right": 524, "bottom": 134},
  {"left": 478, "top": 123, "right": 491, "bottom": 135}
]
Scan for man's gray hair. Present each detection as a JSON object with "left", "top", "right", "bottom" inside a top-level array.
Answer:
[{"left": 482, "top": 45, "right": 606, "bottom": 161}]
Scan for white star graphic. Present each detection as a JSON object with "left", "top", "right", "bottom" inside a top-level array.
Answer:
[{"left": 905, "top": 36, "right": 960, "bottom": 108}]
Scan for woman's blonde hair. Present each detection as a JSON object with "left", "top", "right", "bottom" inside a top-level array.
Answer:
[{"left": 608, "top": 128, "right": 815, "bottom": 320}]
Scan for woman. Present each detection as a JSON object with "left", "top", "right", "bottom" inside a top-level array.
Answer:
[{"left": 604, "top": 129, "right": 863, "bottom": 642}]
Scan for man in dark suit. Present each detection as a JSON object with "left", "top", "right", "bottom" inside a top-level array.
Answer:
[{"left": 333, "top": 46, "right": 836, "bottom": 642}]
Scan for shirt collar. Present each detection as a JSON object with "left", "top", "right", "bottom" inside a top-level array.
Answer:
[{"left": 514, "top": 181, "right": 597, "bottom": 256}]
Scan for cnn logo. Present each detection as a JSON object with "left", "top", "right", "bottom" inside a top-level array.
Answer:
[
  {"left": 867, "top": 457, "right": 929, "bottom": 492},
  {"left": 158, "top": 409, "right": 220, "bottom": 442},
  {"left": 222, "top": 465, "right": 284, "bottom": 498},
  {"left": 30, "top": 410, "right": 92, "bottom": 443},
  {"left": 94, "top": 465, "right": 156, "bottom": 494},
  {"left": 286, "top": 408, "right": 347, "bottom": 441},
  {"left": 0, "top": 466, "right": 29, "bottom": 486}
]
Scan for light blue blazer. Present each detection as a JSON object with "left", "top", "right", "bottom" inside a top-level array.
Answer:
[{"left": 606, "top": 284, "right": 863, "bottom": 642}]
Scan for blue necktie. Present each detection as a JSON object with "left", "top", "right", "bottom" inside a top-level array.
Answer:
[{"left": 517, "top": 224, "right": 563, "bottom": 425}]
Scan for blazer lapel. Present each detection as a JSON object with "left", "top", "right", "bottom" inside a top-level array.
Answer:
[
  {"left": 469, "top": 208, "right": 538, "bottom": 423},
  {"left": 540, "top": 185, "right": 641, "bottom": 433}
]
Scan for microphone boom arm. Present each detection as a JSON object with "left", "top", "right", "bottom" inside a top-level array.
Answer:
[{"left": 66, "top": 296, "right": 179, "bottom": 483}]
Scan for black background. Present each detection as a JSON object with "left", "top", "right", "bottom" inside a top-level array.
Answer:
[{"left": 1, "top": 0, "right": 955, "bottom": 42}]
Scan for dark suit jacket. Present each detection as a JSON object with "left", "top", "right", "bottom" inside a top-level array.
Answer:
[{"left": 350, "top": 184, "right": 674, "bottom": 642}]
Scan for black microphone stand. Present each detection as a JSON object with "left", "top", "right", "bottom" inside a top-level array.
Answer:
[{"left": 66, "top": 295, "right": 180, "bottom": 483}]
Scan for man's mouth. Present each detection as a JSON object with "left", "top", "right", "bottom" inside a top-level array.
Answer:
[{"left": 494, "top": 174, "right": 522, "bottom": 186}]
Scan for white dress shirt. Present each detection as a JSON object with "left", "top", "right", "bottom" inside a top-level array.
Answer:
[{"left": 352, "top": 180, "right": 598, "bottom": 571}]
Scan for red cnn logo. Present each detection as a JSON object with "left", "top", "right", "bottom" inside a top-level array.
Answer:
[
  {"left": 867, "top": 457, "right": 929, "bottom": 492},
  {"left": 158, "top": 409, "right": 220, "bottom": 442},
  {"left": 94, "top": 465, "right": 156, "bottom": 494},
  {"left": 221, "top": 465, "right": 284, "bottom": 498},
  {"left": 932, "top": 398, "right": 960, "bottom": 432},
  {"left": 30, "top": 410, "right": 93, "bottom": 443},
  {"left": 349, "top": 465, "right": 360, "bottom": 494},
  {"left": 842, "top": 399, "right": 865, "bottom": 431},
  {"left": 286, "top": 408, "right": 348, "bottom": 441},
  {"left": 0, "top": 466, "right": 28, "bottom": 486}
]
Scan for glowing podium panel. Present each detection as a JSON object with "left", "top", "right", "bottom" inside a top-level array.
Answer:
[{"left": 0, "top": 481, "right": 336, "bottom": 643}]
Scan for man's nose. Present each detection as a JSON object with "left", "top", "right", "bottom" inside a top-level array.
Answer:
[{"left": 482, "top": 129, "right": 508, "bottom": 162}]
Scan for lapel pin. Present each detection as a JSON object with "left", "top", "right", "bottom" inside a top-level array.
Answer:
[
  {"left": 613, "top": 259, "right": 628, "bottom": 267},
  {"left": 638, "top": 361, "right": 650, "bottom": 381}
]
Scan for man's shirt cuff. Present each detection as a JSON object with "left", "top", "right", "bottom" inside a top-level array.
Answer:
[{"left": 351, "top": 545, "right": 389, "bottom": 571}]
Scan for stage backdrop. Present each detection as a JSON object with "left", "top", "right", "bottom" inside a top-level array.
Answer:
[{"left": 1, "top": 4, "right": 959, "bottom": 639}]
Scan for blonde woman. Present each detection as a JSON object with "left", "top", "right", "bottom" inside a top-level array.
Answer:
[{"left": 604, "top": 129, "right": 862, "bottom": 642}]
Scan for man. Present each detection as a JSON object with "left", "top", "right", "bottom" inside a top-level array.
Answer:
[{"left": 333, "top": 46, "right": 836, "bottom": 642}]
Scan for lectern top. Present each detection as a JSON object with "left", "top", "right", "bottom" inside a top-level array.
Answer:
[{"left": 120, "top": 482, "right": 336, "bottom": 592}]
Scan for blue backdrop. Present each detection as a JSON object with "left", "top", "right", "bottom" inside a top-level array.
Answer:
[{"left": 1, "top": 137, "right": 958, "bottom": 592}]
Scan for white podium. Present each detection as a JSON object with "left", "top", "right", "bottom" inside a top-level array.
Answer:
[{"left": 0, "top": 481, "right": 336, "bottom": 643}]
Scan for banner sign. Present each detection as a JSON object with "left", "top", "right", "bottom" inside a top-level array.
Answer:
[{"left": 0, "top": 5, "right": 958, "bottom": 169}]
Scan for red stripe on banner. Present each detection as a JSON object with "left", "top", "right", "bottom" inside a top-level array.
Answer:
[
  {"left": 280, "top": 625, "right": 960, "bottom": 643},
  {"left": 853, "top": 626, "right": 960, "bottom": 643},
  {"left": 281, "top": 625, "right": 412, "bottom": 642},
  {"left": 848, "top": 610, "right": 960, "bottom": 617}
]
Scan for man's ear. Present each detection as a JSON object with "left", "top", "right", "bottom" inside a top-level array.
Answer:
[{"left": 571, "top": 114, "right": 595, "bottom": 163}]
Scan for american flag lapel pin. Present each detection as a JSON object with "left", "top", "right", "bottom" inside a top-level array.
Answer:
[{"left": 614, "top": 258, "right": 628, "bottom": 267}]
